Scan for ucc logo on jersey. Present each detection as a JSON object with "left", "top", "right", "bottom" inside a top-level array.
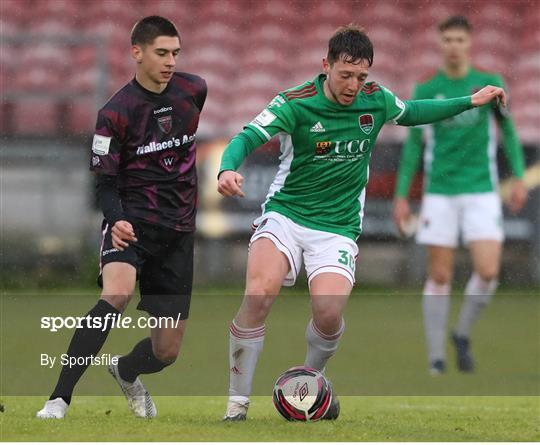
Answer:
[
  {"left": 157, "top": 115, "right": 173, "bottom": 134},
  {"left": 358, "top": 114, "right": 374, "bottom": 135},
  {"left": 314, "top": 139, "right": 371, "bottom": 161}
]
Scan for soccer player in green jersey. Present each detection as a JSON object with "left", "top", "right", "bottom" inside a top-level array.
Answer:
[
  {"left": 218, "top": 25, "right": 508, "bottom": 420},
  {"left": 393, "top": 16, "right": 527, "bottom": 375}
]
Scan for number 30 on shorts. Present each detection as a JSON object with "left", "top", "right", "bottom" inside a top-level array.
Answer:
[{"left": 338, "top": 249, "right": 356, "bottom": 272}]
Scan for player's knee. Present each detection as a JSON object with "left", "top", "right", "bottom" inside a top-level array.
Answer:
[
  {"left": 475, "top": 267, "right": 499, "bottom": 283},
  {"left": 100, "top": 292, "right": 133, "bottom": 312},
  {"left": 101, "top": 293, "right": 132, "bottom": 310},
  {"left": 243, "top": 292, "right": 275, "bottom": 320},
  {"left": 313, "top": 312, "right": 342, "bottom": 336},
  {"left": 429, "top": 270, "right": 451, "bottom": 286},
  {"left": 152, "top": 345, "right": 179, "bottom": 364}
]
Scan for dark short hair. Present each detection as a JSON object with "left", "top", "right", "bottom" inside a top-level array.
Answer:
[
  {"left": 131, "top": 16, "right": 180, "bottom": 46},
  {"left": 327, "top": 24, "right": 374, "bottom": 66},
  {"left": 438, "top": 15, "right": 472, "bottom": 33}
]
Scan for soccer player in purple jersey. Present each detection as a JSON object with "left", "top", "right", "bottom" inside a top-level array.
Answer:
[{"left": 37, "top": 16, "right": 206, "bottom": 419}]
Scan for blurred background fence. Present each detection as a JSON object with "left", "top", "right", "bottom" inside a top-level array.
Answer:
[{"left": 1, "top": 0, "right": 539, "bottom": 288}]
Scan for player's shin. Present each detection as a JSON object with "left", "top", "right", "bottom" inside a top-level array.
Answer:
[
  {"left": 50, "top": 299, "right": 120, "bottom": 404},
  {"left": 423, "top": 279, "right": 451, "bottom": 368},
  {"left": 228, "top": 319, "right": 265, "bottom": 404},
  {"left": 304, "top": 318, "right": 345, "bottom": 372},
  {"left": 454, "top": 273, "right": 497, "bottom": 338}
]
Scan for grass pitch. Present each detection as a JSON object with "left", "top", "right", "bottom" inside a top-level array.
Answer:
[
  {"left": 1, "top": 288, "right": 538, "bottom": 440},
  {"left": 1, "top": 395, "right": 539, "bottom": 441}
]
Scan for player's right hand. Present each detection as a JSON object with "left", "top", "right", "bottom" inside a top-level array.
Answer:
[
  {"left": 111, "top": 220, "right": 137, "bottom": 251},
  {"left": 217, "top": 170, "right": 245, "bottom": 198},
  {"left": 393, "top": 197, "right": 412, "bottom": 237},
  {"left": 471, "top": 85, "right": 507, "bottom": 108}
]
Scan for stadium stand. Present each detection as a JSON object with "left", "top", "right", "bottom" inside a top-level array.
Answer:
[{"left": 1, "top": 0, "right": 538, "bottom": 143}]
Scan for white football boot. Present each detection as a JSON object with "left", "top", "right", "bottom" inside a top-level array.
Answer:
[
  {"left": 36, "top": 397, "right": 68, "bottom": 419},
  {"left": 108, "top": 355, "right": 157, "bottom": 418},
  {"left": 223, "top": 398, "right": 249, "bottom": 421}
]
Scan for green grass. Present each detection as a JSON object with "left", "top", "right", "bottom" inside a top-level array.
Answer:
[
  {"left": 1, "top": 289, "right": 539, "bottom": 440},
  {"left": 2, "top": 290, "right": 538, "bottom": 397},
  {"left": 1, "top": 396, "right": 538, "bottom": 441}
]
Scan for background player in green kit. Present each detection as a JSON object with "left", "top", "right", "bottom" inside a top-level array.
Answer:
[
  {"left": 393, "top": 16, "right": 527, "bottom": 375},
  {"left": 217, "top": 25, "right": 508, "bottom": 421}
]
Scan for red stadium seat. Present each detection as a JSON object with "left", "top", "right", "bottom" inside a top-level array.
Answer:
[
  {"left": 12, "top": 66, "right": 63, "bottom": 93},
  {"left": 66, "top": 99, "right": 99, "bottom": 135},
  {"left": 19, "top": 44, "right": 66, "bottom": 68},
  {"left": 32, "top": 0, "right": 80, "bottom": 21},
  {"left": 2, "top": 0, "right": 538, "bottom": 140},
  {"left": 67, "top": 67, "right": 100, "bottom": 94},
  {"left": 0, "top": 0, "right": 33, "bottom": 23},
  {"left": 13, "top": 100, "right": 60, "bottom": 136},
  {"left": 30, "top": 19, "right": 77, "bottom": 37}
]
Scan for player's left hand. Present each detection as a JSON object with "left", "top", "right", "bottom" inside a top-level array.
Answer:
[
  {"left": 507, "top": 178, "right": 528, "bottom": 214},
  {"left": 471, "top": 85, "right": 507, "bottom": 108}
]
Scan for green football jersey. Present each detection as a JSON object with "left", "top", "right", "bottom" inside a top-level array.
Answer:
[
  {"left": 243, "top": 74, "right": 407, "bottom": 240},
  {"left": 404, "top": 67, "right": 519, "bottom": 195}
]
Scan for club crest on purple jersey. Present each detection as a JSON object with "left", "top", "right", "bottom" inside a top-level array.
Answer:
[
  {"left": 359, "top": 114, "right": 374, "bottom": 135},
  {"left": 157, "top": 115, "right": 173, "bottom": 134},
  {"left": 159, "top": 151, "right": 179, "bottom": 172}
]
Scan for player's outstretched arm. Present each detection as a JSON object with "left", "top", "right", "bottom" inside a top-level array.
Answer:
[{"left": 397, "top": 85, "right": 507, "bottom": 127}]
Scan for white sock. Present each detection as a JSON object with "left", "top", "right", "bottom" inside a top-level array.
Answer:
[
  {"left": 228, "top": 319, "right": 265, "bottom": 401},
  {"left": 423, "top": 279, "right": 451, "bottom": 363},
  {"left": 304, "top": 318, "right": 344, "bottom": 371},
  {"left": 454, "top": 273, "right": 497, "bottom": 338}
]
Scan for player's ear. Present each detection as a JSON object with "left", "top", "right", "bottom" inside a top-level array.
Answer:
[
  {"left": 322, "top": 58, "right": 330, "bottom": 74},
  {"left": 131, "top": 44, "right": 143, "bottom": 62}
]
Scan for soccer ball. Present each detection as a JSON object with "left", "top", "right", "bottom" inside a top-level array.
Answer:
[{"left": 272, "top": 366, "right": 333, "bottom": 421}]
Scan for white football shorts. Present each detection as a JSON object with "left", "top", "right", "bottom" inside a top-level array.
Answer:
[
  {"left": 416, "top": 192, "right": 504, "bottom": 247},
  {"left": 250, "top": 211, "right": 358, "bottom": 287}
]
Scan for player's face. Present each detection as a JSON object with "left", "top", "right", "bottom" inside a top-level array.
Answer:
[
  {"left": 132, "top": 36, "right": 181, "bottom": 87},
  {"left": 440, "top": 28, "right": 471, "bottom": 67},
  {"left": 322, "top": 57, "right": 370, "bottom": 106}
]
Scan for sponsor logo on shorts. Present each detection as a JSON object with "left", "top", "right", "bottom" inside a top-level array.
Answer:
[
  {"left": 102, "top": 248, "right": 119, "bottom": 256},
  {"left": 92, "top": 156, "right": 100, "bottom": 166}
]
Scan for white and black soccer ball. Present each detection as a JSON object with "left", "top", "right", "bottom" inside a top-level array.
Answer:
[{"left": 272, "top": 366, "right": 333, "bottom": 421}]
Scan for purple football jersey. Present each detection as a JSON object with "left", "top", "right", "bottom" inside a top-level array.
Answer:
[{"left": 90, "top": 72, "right": 207, "bottom": 232}]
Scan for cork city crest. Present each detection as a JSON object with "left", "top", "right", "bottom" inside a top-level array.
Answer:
[{"left": 358, "top": 114, "right": 374, "bottom": 135}]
